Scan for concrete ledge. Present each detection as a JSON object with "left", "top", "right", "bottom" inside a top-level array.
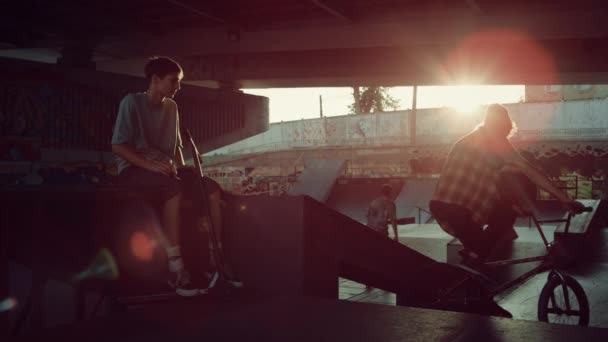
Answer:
[{"left": 393, "top": 224, "right": 454, "bottom": 262}]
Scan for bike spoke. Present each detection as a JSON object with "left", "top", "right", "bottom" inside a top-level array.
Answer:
[
  {"left": 549, "top": 293, "right": 557, "bottom": 310},
  {"left": 561, "top": 283, "right": 571, "bottom": 311},
  {"left": 547, "top": 284, "right": 581, "bottom": 325}
]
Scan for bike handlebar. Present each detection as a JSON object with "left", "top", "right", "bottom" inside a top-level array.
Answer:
[
  {"left": 568, "top": 201, "right": 593, "bottom": 215},
  {"left": 571, "top": 206, "right": 593, "bottom": 214}
]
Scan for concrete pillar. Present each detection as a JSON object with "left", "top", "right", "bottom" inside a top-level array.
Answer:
[
  {"left": 57, "top": 43, "right": 96, "bottom": 69},
  {"left": 410, "top": 86, "right": 418, "bottom": 145}
]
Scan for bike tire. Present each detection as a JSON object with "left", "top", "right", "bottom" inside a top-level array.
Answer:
[{"left": 537, "top": 274, "right": 590, "bottom": 326}]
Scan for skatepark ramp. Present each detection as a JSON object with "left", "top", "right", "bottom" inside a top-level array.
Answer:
[
  {"left": 326, "top": 178, "right": 436, "bottom": 225},
  {"left": 222, "top": 194, "right": 466, "bottom": 299},
  {"left": 394, "top": 178, "right": 437, "bottom": 224},
  {"left": 326, "top": 179, "right": 405, "bottom": 224},
  {"left": 287, "top": 159, "right": 345, "bottom": 203}
]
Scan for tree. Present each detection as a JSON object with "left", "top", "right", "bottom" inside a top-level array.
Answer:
[{"left": 349, "top": 86, "right": 400, "bottom": 114}]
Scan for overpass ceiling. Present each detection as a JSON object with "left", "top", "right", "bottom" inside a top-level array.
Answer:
[{"left": 3, "top": 0, "right": 608, "bottom": 87}]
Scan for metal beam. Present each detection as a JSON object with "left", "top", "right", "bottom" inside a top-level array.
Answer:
[
  {"left": 168, "top": 38, "right": 608, "bottom": 86},
  {"left": 166, "top": 0, "right": 228, "bottom": 25},
  {"left": 308, "top": 0, "right": 352, "bottom": 23},
  {"left": 112, "top": 10, "right": 608, "bottom": 59},
  {"left": 465, "top": 0, "right": 483, "bottom": 14}
]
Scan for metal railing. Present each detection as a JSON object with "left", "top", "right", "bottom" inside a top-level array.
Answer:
[{"left": 401, "top": 205, "right": 434, "bottom": 224}]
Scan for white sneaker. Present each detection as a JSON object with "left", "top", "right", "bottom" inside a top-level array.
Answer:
[
  {"left": 205, "top": 271, "right": 244, "bottom": 289},
  {"left": 168, "top": 269, "right": 207, "bottom": 297}
]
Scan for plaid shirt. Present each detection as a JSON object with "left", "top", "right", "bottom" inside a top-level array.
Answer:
[{"left": 432, "top": 128, "right": 511, "bottom": 225}]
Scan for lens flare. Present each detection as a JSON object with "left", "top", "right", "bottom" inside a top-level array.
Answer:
[
  {"left": 440, "top": 30, "right": 558, "bottom": 86},
  {"left": 130, "top": 231, "right": 158, "bottom": 261},
  {"left": 72, "top": 248, "right": 119, "bottom": 282},
  {"left": 0, "top": 297, "right": 17, "bottom": 313},
  {"left": 433, "top": 30, "right": 559, "bottom": 141}
]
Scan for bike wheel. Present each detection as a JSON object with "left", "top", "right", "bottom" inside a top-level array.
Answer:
[{"left": 537, "top": 274, "right": 589, "bottom": 326}]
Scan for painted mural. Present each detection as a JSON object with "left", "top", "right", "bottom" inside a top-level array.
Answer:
[
  {"left": 3, "top": 76, "right": 608, "bottom": 200},
  {"left": 209, "top": 97, "right": 608, "bottom": 157},
  {"left": 203, "top": 166, "right": 288, "bottom": 196},
  {"left": 204, "top": 140, "right": 608, "bottom": 199}
]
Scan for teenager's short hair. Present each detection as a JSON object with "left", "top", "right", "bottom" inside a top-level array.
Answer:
[
  {"left": 144, "top": 56, "right": 183, "bottom": 85},
  {"left": 381, "top": 184, "right": 393, "bottom": 197}
]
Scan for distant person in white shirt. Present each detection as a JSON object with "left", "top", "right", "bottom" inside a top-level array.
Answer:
[{"left": 366, "top": 184, "right": 398, "bottom": 241}]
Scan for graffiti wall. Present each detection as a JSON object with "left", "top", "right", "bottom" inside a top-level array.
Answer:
[
  {"left": 201, "top": 96, "right": 608, "bottom": 199},
  {"left": 206, "top": 139, "right": 608, "bottom": 199},
  {"left": 209, "top": 97, "right": 608, "bottom": 157},
  {"left": 0, "top": 82, "right": 120, "bottom": 154},
  {"left": 405, "top": 141, "right": 608, "bottom": 199},
  {"left": 282, "top": 111, "right": 410, "bottom": 147},
  {"left": 0, "top": 58, "right": 268, "bottom": 160},
  {"left": 207, "top": 110, "right": 411, "bottom": 155},
  {"left": 417, "top": 98, "right": 608, "bottom": 144},
  {"left": 203, "top": 165, "right": 288, "bottom": 196}
]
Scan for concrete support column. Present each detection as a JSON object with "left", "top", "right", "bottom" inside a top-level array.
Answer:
[
  {"left": 57, "top": 43, "right": 97, "bottom": 69},
  {"left": 409, "top": 86, "right": 418, "bottom": 145},
  {"left": 217, "top": 80, "right": 242, "bottom": 92}
]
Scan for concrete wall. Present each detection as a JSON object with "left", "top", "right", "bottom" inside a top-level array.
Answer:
[
  {"left": 203, "top": 140, "right": 608, "bottom": 200},
  {"left": 206, "top": 98, "right": 608, "bottom": 156},
  {"left": 525, "top": 85, "right": 608, "bottom": 102},
  {"left": 419, "top": 99, "right": 608, "bottom": 144},
  {"left": 202, "top": 97, "right": 608, "bottom": 200},
  {"left": 0, "top": 57, "right": 269, "bottom": 157},
  {"left": 205, "top": 110, "right": 410, "bottom": 155}
]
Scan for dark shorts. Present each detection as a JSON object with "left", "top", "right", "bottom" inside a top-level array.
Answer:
[
  {"left": 430, "top": 200, "right": 517, "bottom": 259},
  {"left": 117, "top": 166, "right": 221, "bottom": 204},
  {"left": 429, "top": 171, "right": 527, "bottom": 259}
]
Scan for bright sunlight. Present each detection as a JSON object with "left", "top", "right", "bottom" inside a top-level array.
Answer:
[{"left": 244, "top": 85, "right": 525, "bottom": 123}]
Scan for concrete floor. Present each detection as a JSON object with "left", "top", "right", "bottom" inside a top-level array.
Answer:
[{"left": 340, "top": 227, "right": 608, "bottom": 328}]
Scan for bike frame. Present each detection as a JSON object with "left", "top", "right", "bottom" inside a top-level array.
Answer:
[
  {"left": 482, "top": 212, "right": 572, "bottom": 297},
  {"left": 440, "top": 211, "right": 573, "bottom": 301}
]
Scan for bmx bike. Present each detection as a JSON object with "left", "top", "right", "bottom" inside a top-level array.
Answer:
[{"left": 435, "top": 204, "right": 593, "bottom": 326}]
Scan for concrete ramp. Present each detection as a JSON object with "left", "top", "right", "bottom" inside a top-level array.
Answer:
[
  {"left": 395, "top": 178, "right": 437, "bottom": 223},
  {"left": 223, "top": 195, "right": 567, "bottom": 316},
  {"left": 326, "top": 178, "right": 437, "bottom": 225},
  {"left": 30, "top": 296, "right": 608, "bottom": 341},
  {"left": 394, "top": 224, "right": 455, "bottom": 262},
  {"left": 222, "top": 194, "right": 466, "bottom": 299},
  {"left": 287, "top": 159, "right": 344, "bottom": 203}
]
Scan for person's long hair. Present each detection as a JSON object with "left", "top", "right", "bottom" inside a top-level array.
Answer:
[{"left": 474, "top": 103, "right": 518, "bottom": 139}]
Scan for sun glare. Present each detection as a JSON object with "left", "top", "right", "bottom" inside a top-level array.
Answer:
[
  {"left": 450, "top": 90, "right": 482, "bottom": 113},
  {"left": 246, "top": 85, "right": 525, "bottom": 122},
  {"left": 445, "top": 86, "right": 485, "bottom": 113},
  {"left": 416, "top": 85, "right": 523, "bottom": 114}
]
